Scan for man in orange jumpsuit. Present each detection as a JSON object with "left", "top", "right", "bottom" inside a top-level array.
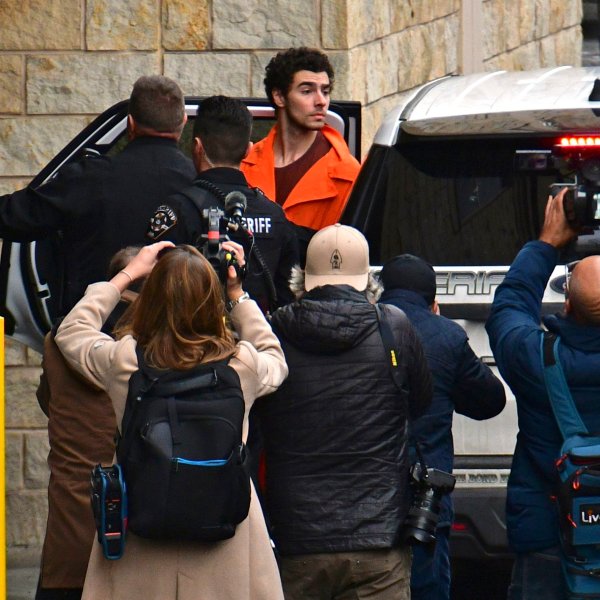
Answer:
[{"left": 241, "top": 47, "right": 360, "bottom": 260}]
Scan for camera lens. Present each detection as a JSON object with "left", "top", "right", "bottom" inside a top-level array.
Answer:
[{"left": 402, "top": 486, "right": 442, "bottom": 545}]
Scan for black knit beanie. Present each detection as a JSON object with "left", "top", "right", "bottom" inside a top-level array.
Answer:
[{"left": 380, "top": 254, "right": 436, "bottom": 305}]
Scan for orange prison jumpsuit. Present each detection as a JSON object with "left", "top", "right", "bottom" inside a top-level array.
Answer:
[{"left": 241, "top": 124, "right": 360, "bottom": 231}]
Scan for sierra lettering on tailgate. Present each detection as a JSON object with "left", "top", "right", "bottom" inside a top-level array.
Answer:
[{"left": 436, "top": 270, "right": 507, "bottom": 296}]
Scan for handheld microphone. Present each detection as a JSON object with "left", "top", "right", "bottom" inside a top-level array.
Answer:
[{"left": 224, "top": 191, "right": 247, "bottom": 224}]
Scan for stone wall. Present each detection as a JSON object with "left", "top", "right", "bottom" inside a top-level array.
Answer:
[{"left": 0, "top": 0, "right": 583, "bottom": 567}]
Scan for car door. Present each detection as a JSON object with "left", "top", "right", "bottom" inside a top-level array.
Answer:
[{"left": 0, "top": 98, "right": 361, "bottom": 354}]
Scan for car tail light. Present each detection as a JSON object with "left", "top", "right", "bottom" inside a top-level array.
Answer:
[{"left": 558, "top": 136, "right": 600, "bottom": 148}]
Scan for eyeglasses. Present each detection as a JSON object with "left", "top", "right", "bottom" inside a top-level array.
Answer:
[{"left": 563, "top": 260, "right": 580, "bottom": 295}]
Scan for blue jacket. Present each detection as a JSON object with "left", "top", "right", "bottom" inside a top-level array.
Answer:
[
  {"left": 486, "top": 241, "right": 600, "bottom": 553},
  {"left": 381, "top": 289, "right": 505, "bottom": 526}
]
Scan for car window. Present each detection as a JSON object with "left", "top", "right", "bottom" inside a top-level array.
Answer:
[
  {"left": 356, "top": 136, "right": 600, "bottom": 266},
  {"left": 106, "top": 116, "right": 278, "bottom": 160}
]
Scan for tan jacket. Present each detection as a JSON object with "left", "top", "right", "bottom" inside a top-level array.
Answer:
[{"left": 55, "top": 282, "right": 288, "bottom": 600}]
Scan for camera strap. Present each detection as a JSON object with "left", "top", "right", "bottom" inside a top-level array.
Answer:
[{"left": 374, "top": 304, "right": 408, "bottom": 393}]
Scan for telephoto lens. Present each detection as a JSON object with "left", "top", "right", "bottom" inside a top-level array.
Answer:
[{"left": 402, "top": 463, "right": 456, "bottom": 545}]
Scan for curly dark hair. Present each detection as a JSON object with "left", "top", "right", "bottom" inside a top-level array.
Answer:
[{"left": 264, "top": 47, "right": 335, "bottom": 107}]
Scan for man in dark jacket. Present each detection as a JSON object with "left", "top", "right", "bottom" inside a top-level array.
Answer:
[
  {"left": 156, "top": 95, "right": 299, "bottom": 313},
  {"left": 258, "top": 224, "right": 432, "bottom": 600},
  {"left": 0, "top": 75, "right": 195, "bottom": 600},
  {"left": 0, "top": 74, "right": 196, "bottom": 319},
  {"left": 486, "top": 188, "right": 600, "bottom": 598},
  {"left": 379, "top": 254, "right": 506, "bottom": 600}
]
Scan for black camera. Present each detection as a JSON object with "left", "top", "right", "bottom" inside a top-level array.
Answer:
[
  {"left": 199, "top": 207, "right": 238, "bottom": 283},
  {"left": 402, "top": 461, "right": 456, "bottom": 546},
  {"left": 551, "top": 156, "right": 600, "bottom": 228},
  {"left": 198, "top": 192, "right": 249, "bottom": 284},
  {"left": 90, "top": 464, "right": 127, "bottom": 560}
]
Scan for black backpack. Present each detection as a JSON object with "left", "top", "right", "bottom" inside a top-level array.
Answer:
[{"left": 116, "top": 346, "right": 250, "bottom": 542}]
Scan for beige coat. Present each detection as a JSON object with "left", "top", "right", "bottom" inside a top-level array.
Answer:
[{"left": 55, "top": 282, "right": 288, "bottom": 600}]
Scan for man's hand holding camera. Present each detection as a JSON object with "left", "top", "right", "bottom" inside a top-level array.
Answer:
[{"left": 540, "top": 187, "right": 580, "bottom": 249}]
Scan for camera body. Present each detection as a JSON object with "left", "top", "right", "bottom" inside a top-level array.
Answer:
[
  {"left": 551, "top": 181, "right": 600, "bottom": 228},
  {"left": 199, "top": 207, "right": 239, "bottom": 283},
  {"left": 196, "top": 191, "right": 250, "bottom": 284},
  {"left": 551, "top": 156, "right": 600, "bottom": 228},
  {"left": 402, "top": 462, "right": 456, "bottom": 546}
]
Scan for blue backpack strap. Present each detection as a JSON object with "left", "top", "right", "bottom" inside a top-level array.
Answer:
[{"left": 540, "top": 331, "right": 588, "bottom": 440}]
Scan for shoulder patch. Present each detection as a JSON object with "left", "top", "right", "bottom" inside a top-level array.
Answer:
[{"left": 147, "top": 205, "right": 178, "bottom": 240}]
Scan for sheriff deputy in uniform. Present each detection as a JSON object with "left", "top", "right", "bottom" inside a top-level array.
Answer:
[
  {"left": 152, "top": 95, "right": 299, "bottom": 314},
  {"left": 0, "top": 75, "right": 196, "bottom": 319}
]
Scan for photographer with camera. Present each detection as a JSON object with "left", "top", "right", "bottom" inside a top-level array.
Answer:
[
  {"left": 256, "top": 224, "right": 432, "bottom": 600},
  {"left": 152, "top": 95, "right": 299, "bottom": 314},
  {"left": 379, "top": 254, "right": 506, "bottom": 600},
  {"left": 54, "top": 240, "right": 288, "bottom": 600},
  {"left": 486, "top": 188, "right": 600, "bottom": 599}
]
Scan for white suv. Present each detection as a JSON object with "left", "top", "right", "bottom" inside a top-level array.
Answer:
[{"left": 342, "top": 65, "right": 600, "bottom": 564}]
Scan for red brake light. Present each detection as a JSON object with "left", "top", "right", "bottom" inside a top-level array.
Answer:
[
  {"left": 559, "top": 136, "right": 600, "bottom": 148},
  {"left": 451, "top": 522, "right": 469, "bottom": 532}
]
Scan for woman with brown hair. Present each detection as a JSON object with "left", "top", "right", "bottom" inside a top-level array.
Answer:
[{"left": 54, "top": 240, "right": 288, "bottom": 600}]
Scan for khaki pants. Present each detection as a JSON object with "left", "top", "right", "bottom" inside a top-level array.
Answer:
[{"left": 280, "top": 547, "right": 412, "bottom": 600}]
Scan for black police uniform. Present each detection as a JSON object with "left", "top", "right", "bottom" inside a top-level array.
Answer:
[
  {"left": 0, "top": 136, "right": 196, "bottom": 320},
  {"left": 159, "top": 167, "right": 299, "bottom": 313}
]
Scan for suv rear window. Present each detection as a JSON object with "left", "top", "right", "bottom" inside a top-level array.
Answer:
[{"left": 349, "top": 135, "right": 600, "bottom": 266}]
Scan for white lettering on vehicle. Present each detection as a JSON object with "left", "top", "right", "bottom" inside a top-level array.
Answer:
[{"left": 435, "top": 271, "right": 507, "bottom": 296}]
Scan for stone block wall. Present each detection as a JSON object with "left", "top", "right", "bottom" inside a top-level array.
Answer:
[{"left": 0, "top": 0, "right": 583, "bottom": 567}]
